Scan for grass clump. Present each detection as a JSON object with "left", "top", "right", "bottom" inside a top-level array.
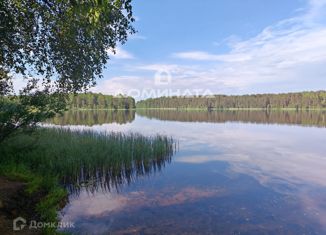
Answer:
[{"left": 0, "top": 127, "right": 175, "bottom": 234}]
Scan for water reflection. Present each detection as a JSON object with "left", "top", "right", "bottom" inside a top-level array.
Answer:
[
  {"left": 49, "top": 109, "right": 326, "bottom": 128},
  {"left": 49, "top": 110, "right": 135, "bottom": 126},
  {"left": 66, "top": 153, "right": 174, "bottom": 196},
  {"left": 63, "top": 134, "right": 176, "bottom": 196},
  {"left": 137, "top": 109, "right": 326, "bottom": 127},
  {"left": 59, "top": 111, "right": 326, "bottom": 234}
]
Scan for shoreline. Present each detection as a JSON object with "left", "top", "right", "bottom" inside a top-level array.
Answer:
[
  {"left": 62, "top": 108, "right": 326, "bottom": 111},
  {"left": 0, "top": 176, "right": 57, "bottom": 235},
  {"left": 135, "top": 107, "right": 326, "bottom": 111},
  {"left": 0, "top": 127, "right": 174, "bottom": 234},
  {"left": 0, "top": 171, "right": 67, "bottom": 234}
]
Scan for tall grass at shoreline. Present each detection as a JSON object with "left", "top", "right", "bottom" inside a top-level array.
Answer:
[
  {"left": 0, "top": 128, "right": 175, "bottom": 193},
  {"left": 0, "top": 127, "right": 175, "bottom": 234}
]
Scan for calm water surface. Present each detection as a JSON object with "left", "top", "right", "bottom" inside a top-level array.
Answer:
[{"left": 55, "top": 110, "right": 326, "bottom": 234}]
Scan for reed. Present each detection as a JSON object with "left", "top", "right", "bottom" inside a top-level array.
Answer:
[
  {"left": 0, "top": 127, "right": 175, "bottom": 234},
  {"left": 0, "top": 127, "right": 175, "bottom": 193}
]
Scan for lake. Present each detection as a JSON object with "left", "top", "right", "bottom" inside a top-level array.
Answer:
[{"left": 52, "top": 110, "right": 326, "bottom": 234}]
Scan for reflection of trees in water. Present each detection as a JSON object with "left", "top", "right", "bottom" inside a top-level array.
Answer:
[
  {"left": 137, "top": 109, "right": 326, "bottom": 127},
  {"left": 65, "top": 135, "right": 176, "bottom": 196},
  {"left": 66, "top": 154, "right": 173, "bottom": 196},
  {"left": 48, "top": 110, "right": 135, "bottom": 126}
]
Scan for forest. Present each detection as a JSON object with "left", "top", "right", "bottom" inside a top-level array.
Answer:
[
  {"left": 68, "top": 93, "right": 135, "bottom": 110},
  {"left": 136, "top": 91, "right": 326, "bottom": 110},
  {"left": 137, "top": 109, "right": 326, "bottom": 128}
]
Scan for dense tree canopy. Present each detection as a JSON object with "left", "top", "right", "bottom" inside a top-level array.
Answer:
[
  {"left": 0, "top": 0, "right": 135, "bottom": 141},
  {"left": 136, "top": 91, "right": 326, "bottom": 110},
  {"left": 0, "top": 0, "right": 135, "bottom": 92}
]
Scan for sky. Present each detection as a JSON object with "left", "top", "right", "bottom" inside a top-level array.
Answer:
[{"left": 77, "top": 1, "right": 326, "bottom": 99}]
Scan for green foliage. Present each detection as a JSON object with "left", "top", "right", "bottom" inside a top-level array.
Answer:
[
  {"left": 68, "top": 93, "right": 136, "bottom": 110},
  {"left": 0, "top": 0, "right": 135, "bottom": 142},
  {"left": 136, "top": 91, "right": 326, "bottom": 110},
  {"left": 0, "top": 163, "right": 67, "bottom": 235},
  {"left": 36, "top": 186, "right": 67, "bottom": 233},
  {"left": 0, "top": 67, "right": 12, "bottom": 96},
  {"left": 0, "top": 87, "right": 67, "bottom": 142},
  {"left": 0, "top": 0, "right": 135, "bottom": 92}
]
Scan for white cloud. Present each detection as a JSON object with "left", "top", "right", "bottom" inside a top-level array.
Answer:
[
  {"left": 129, "top": 34, "right": 147, "bottom": 40},
  {"left": 305, "top": 0, "right": 326, "bottom": 23},
  {"left": 106, "top": 47, "right": 134, "bottom": 59},
  {"left": 135, "top": 63, "right": 196, "bottom": 74},
  {"left": 91, "top": 76, "right": 145, "bottom": 95},
  {"left": 96, "top": 0, "right": 326, "bottom": 97},
  {"left": 213, "top": 35, "right": 242, "bottom": 48},
  {"left": 173, "top": 51, "right": 252, "bottom": 62},
  {"left": 133, "top": 15, "right": 141, "bottom": 21},
  {"left": 170, "top": 0, "right": 326, "bottom": 91},
  {"left": 136, "top": 64, "right": 180, "bottom": 71}
]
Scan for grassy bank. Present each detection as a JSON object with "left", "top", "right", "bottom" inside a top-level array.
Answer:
[{"left": 0, "top": 128, "right": 175, "bottom": 234}]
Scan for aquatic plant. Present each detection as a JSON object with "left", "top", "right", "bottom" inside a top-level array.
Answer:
[{"left": 0, "top": 128, "right": 176, "bottom": 194}]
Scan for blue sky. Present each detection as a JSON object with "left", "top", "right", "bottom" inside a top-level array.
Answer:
[{"left": 91, "top": 0, "right": 326, "bottom": 100}]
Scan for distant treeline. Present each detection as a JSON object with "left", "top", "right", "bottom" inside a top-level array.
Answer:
[
  {"left": 137, "top": 109, "right": 326, "bottom": 128},
  {"left": 68, "top": 93, "right": 135, "bottom": 110},
  {"left": 136, "top": 91, "right": 326, "bottom": 110}
]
